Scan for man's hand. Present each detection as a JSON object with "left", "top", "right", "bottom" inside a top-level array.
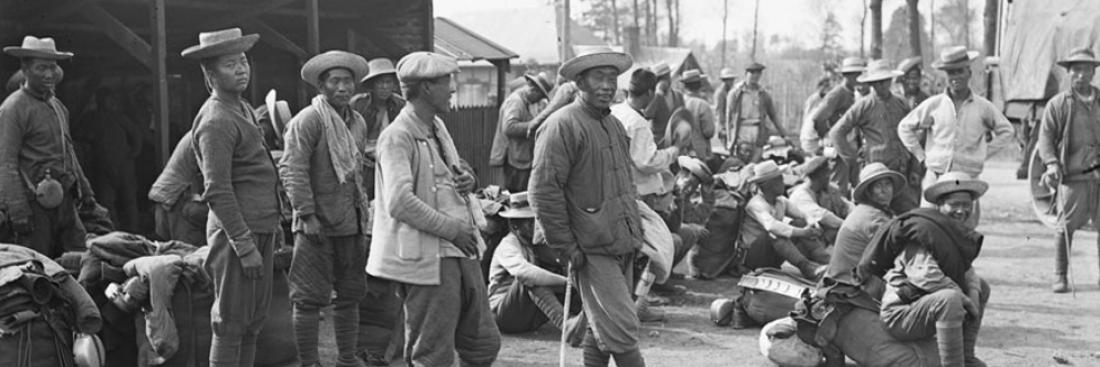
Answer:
[
  {"left": 794, "top": 225, "right": 823, "bottom": 238},
  {"left": 527, "top": 116, "right": 546, "bottom": 139},
  {"left": 962, "top": 294, "right": 981, "bottom": 319},
  {"left": 557, "top": 247, "right": 585, "bottom": 270},
  {"left": 455, "top": 170, "right": 476, "bottom": 195},
  {"left": 240, "top": 250, "right": 264, "bottom": 279},
  {"left": 1042, "top": 162, "right": 1062, "bottom": 188},
  {"left": 452, "top": 223, "right": 480, "bottom": 257},
  {"left": 301, "top": 215, "right": 323, "bottom": 236}
]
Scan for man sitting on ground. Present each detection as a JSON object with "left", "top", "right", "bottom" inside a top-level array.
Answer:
[
  {"left": 488, "top": 192, "right": 574, "bottom": 334},
  {"left": 741, "top": 161, "right": 829, "bottom": 279},
  {"left": 788, "top": 156, "right": 851, "bottom": 247}
]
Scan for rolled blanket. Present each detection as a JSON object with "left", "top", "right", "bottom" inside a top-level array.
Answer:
[{"left": 637, "top": 200, "right": 674, "bottom": 283}]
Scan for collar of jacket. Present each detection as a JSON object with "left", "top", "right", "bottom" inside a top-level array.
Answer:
[
  {"left": 20, "top": 85, "right": 52, "bottom": 101},
  {"left": 399, "top": 105, "right": 441, "bottom": 140},
  {"left": 576, "top": 97, "right": 611, "bottom": 118}
]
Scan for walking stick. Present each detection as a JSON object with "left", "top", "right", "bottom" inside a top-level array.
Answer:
[{"left": 559, "top": 261, "right": 574, "bottom": 367}]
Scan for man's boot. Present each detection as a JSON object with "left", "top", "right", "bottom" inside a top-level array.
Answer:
[
  {"left": 635, "top": 296, "right": 666, "bottom": 322},
  {"left": 333, "top": 303, "right": 365, "bottom": 367},
  {"left": 293, "top": 305, "right": 322, "bottom": 366},
  {"left": 1053, "top": 233, "right": 1069, "bottom": 293},
  {"left": 936, "top": 320, "right": 965, "bottom": 367},
  {"left": 963, "top": 318, "right": 986, "bottom": 367}
]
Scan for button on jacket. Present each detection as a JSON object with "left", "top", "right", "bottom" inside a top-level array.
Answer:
[{"left": 279, "top": 104, "right": 371, "bottom": 236}]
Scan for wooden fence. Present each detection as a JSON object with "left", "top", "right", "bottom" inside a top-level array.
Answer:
[{"left": 443, "top": 104, "right": 502, "bottom": 186}]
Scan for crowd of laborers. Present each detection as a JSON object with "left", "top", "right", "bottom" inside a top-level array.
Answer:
[{"left": 3, "top": 23, "right": 1100, "bottom": 367}]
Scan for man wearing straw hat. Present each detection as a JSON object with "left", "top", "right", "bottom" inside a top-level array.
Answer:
[
  {"left": 896, "top": 57, "right": 930, "bottom": 110},
  {"left": 677, "top": 69, "right": 717, "bottom": 159},
  {"left": 279, "top": 50, "right": 371, "bottom": 367},
  {"left": 739, "top": 160, "right": 829, "bottom": 280},
  {"left": 725, "top": 61, "right": 788, "bottom": 160},
  {"left": 182, "top": 28, "right": 279, "bottom": 367},
  {"left": 857, "top": 172, "right": 991, "bottom": 367},
  {"left": 811, "top": 56, "right": 866, "bottom": 194},
  {"left": 367, "top": 51, "right": 500, "bottom": 367},
  {"left": 529, "top": 49, "right": 648, "bottom": 367},
  {"left": 799, "top": 75, "right": 834, "bottom": 154},
  {"left": 1037, "top": 47, "right": 1100, "bottom": 293},
  {"left": 898, "top": 46, "right": 1014, "bottom": 226},
  {"left": 788, "top": 156, "right": 852, "bottom": 247},
  {"left": 713, "top": 67, "right": 738, "bottom": 143},
  {"left": 829, "top": 60, "right": 922, "bottom": 213},
  {"left": 826, "top": 162, "right": 905, "bottom": 297},
  {"left": 0, "top": 35, "right": 95, "bottom": 258},
  {"left": 489, "top": 72, "right": 553, "bottom": 192}
]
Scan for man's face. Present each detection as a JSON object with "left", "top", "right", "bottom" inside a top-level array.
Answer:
[
  {"left": 759, "top": 176, "right": 786, "bottom": 197},
  {"left": 903, "top": 68, "right": 922, "bottom": 92},
  {"left": 205, "top": 53, "right": 250, "bottom": 93},
  {"left": 808, "top": 167, "right": 829, "bottom": 190},
  {"left": 656, "top": 75, "right": 671, "bottom": 93},
  {"left": 526, "top": 84, "right": 547, "bottom": 103},
  {"left": 747, "top": 70, "right": 762, "bottom": 85},
  {"left": 421, "top": 75, "right": 454, "bottom": 112},
  {"left": 937, "top": 191, "right": 975, "bottom": 226},
  {"left": 22, "top": 58, "right": 63, "bottom": 95},
  {"left": 871, "top": 79, "right": 893, "bottom": 98},
  {"left": 945, "top": 67, "right": 971, "bottom": 95},
  {"left": 842, "top": 73, "right": 859, "bottom": 86},
  {"left": 509, "top": 218, "right": 535, "bottom": 242},
  {"left": 723, "top": 79, "right": 735, "bottom": 88},
  {"left": 855, "top": 83, "right": 870, "bottom": 96},
  {"left": 368, "top": 74, "right": 397, "bottom": 101},
  {"left": 867, "top": 178, "right": 895, "bottom": 207},
  {"left": 576, "top": 66, "right": 619, "bottom": 109},
  {"left": 1068, "top": 64, "right": 1096, "bottom": 91},
  {"left": 320, "top": 68, "right": 356, "bottom": 108}
]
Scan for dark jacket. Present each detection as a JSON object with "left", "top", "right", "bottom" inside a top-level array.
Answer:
[
  {"left": 148, "top": 132, "right": 202, "bottom": 206},
  {"left": 856, "top": 208, "right": 983, "bottom": 293},
  {"left": 489, "top": 87, "right": 538, "bottom": 169},
  {"left": 279, "top": 104, "right": 370, "bottom": 236},
  {"left": 350, "top": 93, "right": 405, "bottom": 142},
  {"left": 810, "top": 84, "right": 856, "bottom": 140},
  {"left": 1037, "top": 86, "right": 1100, "bottom": 181},
  {"left": 645, "top": 88, "right": 685, "bottom": 143},
  {"left": 529, "top": 99, "right": 644, "bottom": 256},
  {"left": 725, "top": 82, "right": 783, "bottom": 145}
]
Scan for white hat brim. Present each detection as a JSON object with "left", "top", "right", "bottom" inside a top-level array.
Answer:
[
  {"left": 302, "top": 52, "right": 370, "bottom": 87},
  {"left": 559, "top": 52, "right": 633, "bottom": 80},
  {"left": 3, "top": 47, "right": 73, "bottom": 60},
  {"left": 923, "top": 180, "right": 989, "bottom": 203},
  {"left": 181, "top": 34, "right": 259, "bottom": 59}
]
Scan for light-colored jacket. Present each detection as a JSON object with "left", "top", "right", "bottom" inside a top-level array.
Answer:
[
  {"left": 897, "top": 92, "right": 1014, "bottom": 175},
  {"left": 367, "top": 106, "right": 480, "bottom": 286}
]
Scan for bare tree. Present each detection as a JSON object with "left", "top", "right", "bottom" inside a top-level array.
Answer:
[
  {"left": 936, "top": 0, "right": 974, "bottom": 47},
  {"left": 665, "top": 0, "right": 679, "bottom": 46},
  {"left": 908, "top": 0, "right": 921, "bottom": 57},
  {"left": 610, "top": 0, "right": 621, "bottom": 44},
  {"left": 870, "top": 0, "right": 883, "bottom": 59},
  {"left": 821, "top": 11, "right": 842, "bottom": 60},
  {"left": 861, "top": 0, "right": 868, "bottom": 57},
  {"left": 983, "top": 0, "right": 997, "bottom": 56}
]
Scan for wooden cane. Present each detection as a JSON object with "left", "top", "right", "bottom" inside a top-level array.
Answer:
[{"left": 560, "top": 261, "right": 574, "bottom": 367}]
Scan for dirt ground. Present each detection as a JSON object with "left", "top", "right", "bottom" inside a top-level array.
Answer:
[{"left": 321, "top": 160, "right": 1100, "bottom": 367}]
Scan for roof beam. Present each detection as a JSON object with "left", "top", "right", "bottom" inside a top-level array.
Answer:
[
  {"left": 39, "top": 0, "right": 103, "bottom": 23},
  {"left": 245, "top": 20, "right": 308, "bottom": 60},
  {"left": 82, "top": 4, "right": 152, "bottom": 70}
]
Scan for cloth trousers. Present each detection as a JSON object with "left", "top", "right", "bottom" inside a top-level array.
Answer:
[
  {"left": 358, "top": 274, "right": 401, "bottom": 358},
  {"left": 692, "top": 207, "right": 742, "bottom": 278},
  {"left": 576, "top": 253, "right": 641, "bottom": 354},
  {"left": 743, "top": 235, "right": 830, "bottom": 272},
  {"left": 0, "top": 190, "right": 87, "bottom": 259},
  {"left": 154, "top": 200, "right": 207, "bottom": 247},
  {"left": 398, "top": 257, "right": 501, "bottom": 367},
  {"left": 881, "top": 280, "right": 990, "bottom": 343},
  {"left": 204, "top": 229, "right": 276, "bottom": 367},
  {"left": 490, "top": 280, "right": 567, "bottom": 334},
  {"left": 288, "top": 233, "right": 369, "bottom": 366},
  {"left": 1053, "top": 180, "right": 1100, "bottom": 278},
  {"left": 920, "top": 170, "right": 981, "bottom": 227},
  {"left": 832, "top": 156, "right": 859, "bottom": 196},
  {"left": 503, "top": 165, "right": 531, "bottom": 194}
]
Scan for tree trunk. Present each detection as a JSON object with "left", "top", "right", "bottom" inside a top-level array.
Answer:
[
  {"left": 907, "top": 0, "right": 921, "bottom": 57},
  {"left": 962, "top": 0, "right": 971, "bottom": 48},
  {"left": 633, "top": 0, "right": 640, "bottom": 28},
  {"left": 666, "top": 0, "right": 677, "bottom": 47},
  {"left": 610, "top": 0, "right": 621, "bottom": 45},
  {"left": 861, "top": 0, "right": 868, "bottom": 58},
  {"left": 983, "top": 0, "right": 997, "bottom": 56},
  {"left": 721, "top": 0, "right": 728, "bottom": 66},
  {"left": 870, "top": 0, "right": 884, "bottom": 59}
]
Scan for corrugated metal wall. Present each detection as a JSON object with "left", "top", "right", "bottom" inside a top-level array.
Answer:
[{"left": 443, "top": 105, "right": 501, "bottom": 186}]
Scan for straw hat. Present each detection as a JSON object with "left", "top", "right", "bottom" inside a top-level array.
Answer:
[
  {"left": 301, "top": 50, "right": 369, "bottom": 88},
  {"left": 838, "top": 57, "right": 867, "bottom": 74},
  {"left": 181, "top": 28, "right": 259, "bottom": 59},
  {"left": 523, "top": 72, "right": 554, "bottom": 98},
  {"left": 4, "top": 36, "right": 73, "bottom": 60},
  {"left": 858, "top": 59, "right": 904, "bottom": 83},
  {"left": 931, "top": 46, "right": 980, "bottom": 70},
  {"left": 897, "top": 57, "right": 922, "bottom": 74},
  {"left": 680, "top": 69, "right": 704, "bottom": 84},
  {"left": 362, "top": 58, "right": 397, "bottom": 83},
  {"left": 719, "top": 67, "right": 737, "bottom": 80},
  {"left": 747, "top": 160, "right": 788, "bottom": 184},
  {"left": 262, "top": 89, "right": 292, "bottom": 128},
  {"left": 746, "top": 61, "right": 766, "bottom": 72},
  {"left": 1056, "top": 47, "right": 1100, "bottom": 68},
  {"left": 651, "top": 62, "right": 672, "bottom": 77},
  {"left": 560, "top": 49, "right": 633, "bottom": 81},
  {"left": 678, "top": 156, "right": 712, "bottom": 182},
  {"left": 498, "top": 192, "right": 535, "bottom": 219},
  {"left": 852, "top": 163, "right": 905, "bottom": 204},
  {"left": 923, "top": 171, "right": 988, "bottom": 204}
]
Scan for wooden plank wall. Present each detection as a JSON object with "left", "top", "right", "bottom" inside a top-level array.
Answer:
[{"left": 443, "top": 105, "right": 501, "bottom": 186}]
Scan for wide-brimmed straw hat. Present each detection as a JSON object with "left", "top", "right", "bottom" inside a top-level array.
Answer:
[
  {"left": 719, "top": 67, "right": 737, "bottom": 80},
  {"left": 523, "top": 72, "right": 554, "bottom": 98},
  {"left": 559, "top": 49, "right": 632, "bottom": 81},
  {"left": 4, "top": 36, "right": 73, "bottom": 60},
  {"left": 923, "top": 171, "right": 988, "bottom": 204},
  {"left": 858, "top": 59, "right": 904, "bottom": 83},
  {"left": 679, "top": 69, "right": 704, "bottom": 84},
  {"left": 262, "top": 89, "right": 293, "bottom": 127},
  {"left": 678, "top": 156, "right": 712, "bottom": 182},
  {"left": 498, "top": 192, "right": 535, "bottom": 219},
  {"left": 853, "top": 163, "right": 906, "bottom": 203},
  {"left": 931, "top": 46, "right": 980, "bottom": 70},
  {"left": 838, "top": 57, "right": 867, "bottom": 74},
  {"left": 362, "top": 58, "right": 397, "bottom": 83},
  {"left": 301, "top": 50, "right": 369, "bottom": 88},
  {"left": 651, "top": 62, "right": 672, "bottom": 77},
  {"left": 747, "top": 160, "right": 788, "bottom": 184},
  {"left": 746, "top": 61, "right": 766, "bottom": 72},
  {"left": 1056, "top": 47, "right": 1100, "bottom": 68},
  {"left": 897, "top": 57, "right": 922, "bottom": 74},
  {"left": 181, "top": 28, "right": 259, "bottom": 59}
]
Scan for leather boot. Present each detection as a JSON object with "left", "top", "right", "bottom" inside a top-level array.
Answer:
[
  {"left": 1052, "top": 233, "right": 1069, "bottom": 293},
  {"left": 936, "top": 321, "right": 965, "bottom": 367},
  {"left": 963, "top": 318, "right": 986, "bottom": 367}
]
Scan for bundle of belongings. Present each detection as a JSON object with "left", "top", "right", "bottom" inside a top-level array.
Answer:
[
  {"left": 710, "top": 268, "right": 815, "bottom": 329},
  {"left": 0, "top": 244, "right": 102, "bottom": 367},
  {"left": 78, "top": 231, "right": 296, "bottom": 367}
]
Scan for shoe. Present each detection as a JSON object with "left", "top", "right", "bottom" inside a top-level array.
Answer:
[
  {"left": 797, "top": 262, "right": 826, "bottom": 281},
  {"left": 636, "top": 297, "right": 666, "bottom": 322},
  {"left": 1052, "top": 276, "right": 1069, "bottom": 293},
  {"left": 357, "top": 351, "right": 389, "bottom": 367}
]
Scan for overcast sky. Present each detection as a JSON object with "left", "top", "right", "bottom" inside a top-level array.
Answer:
[{"left": 435, "top": 0, "right": 968, "bottom": 51}]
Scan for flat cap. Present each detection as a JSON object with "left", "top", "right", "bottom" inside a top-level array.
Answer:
[{"left": 396, "top": 51, "right": 459, "bottom": 82}]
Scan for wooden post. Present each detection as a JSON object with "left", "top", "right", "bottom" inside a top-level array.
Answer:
[
  {"left": 150, "top": 0, "right": 169, "bottom": 167},
  {"left": 560, "top": 0, "right": 572, "bottom": 62},
  {"left": 300, "top": 0, "right": 320, "bottom": 107},
  {"left": 907, "top": 0, "right": 922, "bottom": 57},
  {"left": 983, "top": 0, "right": 998, "bottom": 56},
  {"left": 870, "top": 0, "right": 883, "bottom": 59},
  {"left": 721, "top": 0, "right": 727, "bottom": 67},
  {"left": 494, "top": 60, "right": 508, "bottom": 108}
]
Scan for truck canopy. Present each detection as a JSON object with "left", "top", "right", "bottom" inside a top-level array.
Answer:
[{"left": 1000, "top": 0, "right": 1100, "bottom": 101}]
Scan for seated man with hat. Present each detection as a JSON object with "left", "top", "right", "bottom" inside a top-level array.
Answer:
[
  {"left": 0, "top": 35, "right": 94, "bottom": 258},
  {"left": 279, "top": 50, "right": 372, "bottom": 367},
  {"left": 489, "top": 72, "right": 553, "bottom": 192},
  {"left": 826, "top": 162, "right": 906, "bottom": 298},
  {"left": 857, "top": 172, "right": 991, "bottom": 367},
  {"left": 488, "top": 192, "right": 577, "bottom": 334},
  {"left": 788, "top": 156, "right": 852, "bottom": 247},
  {"left": 740, "top": 161, "right": 829, "bottom": 280}
]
